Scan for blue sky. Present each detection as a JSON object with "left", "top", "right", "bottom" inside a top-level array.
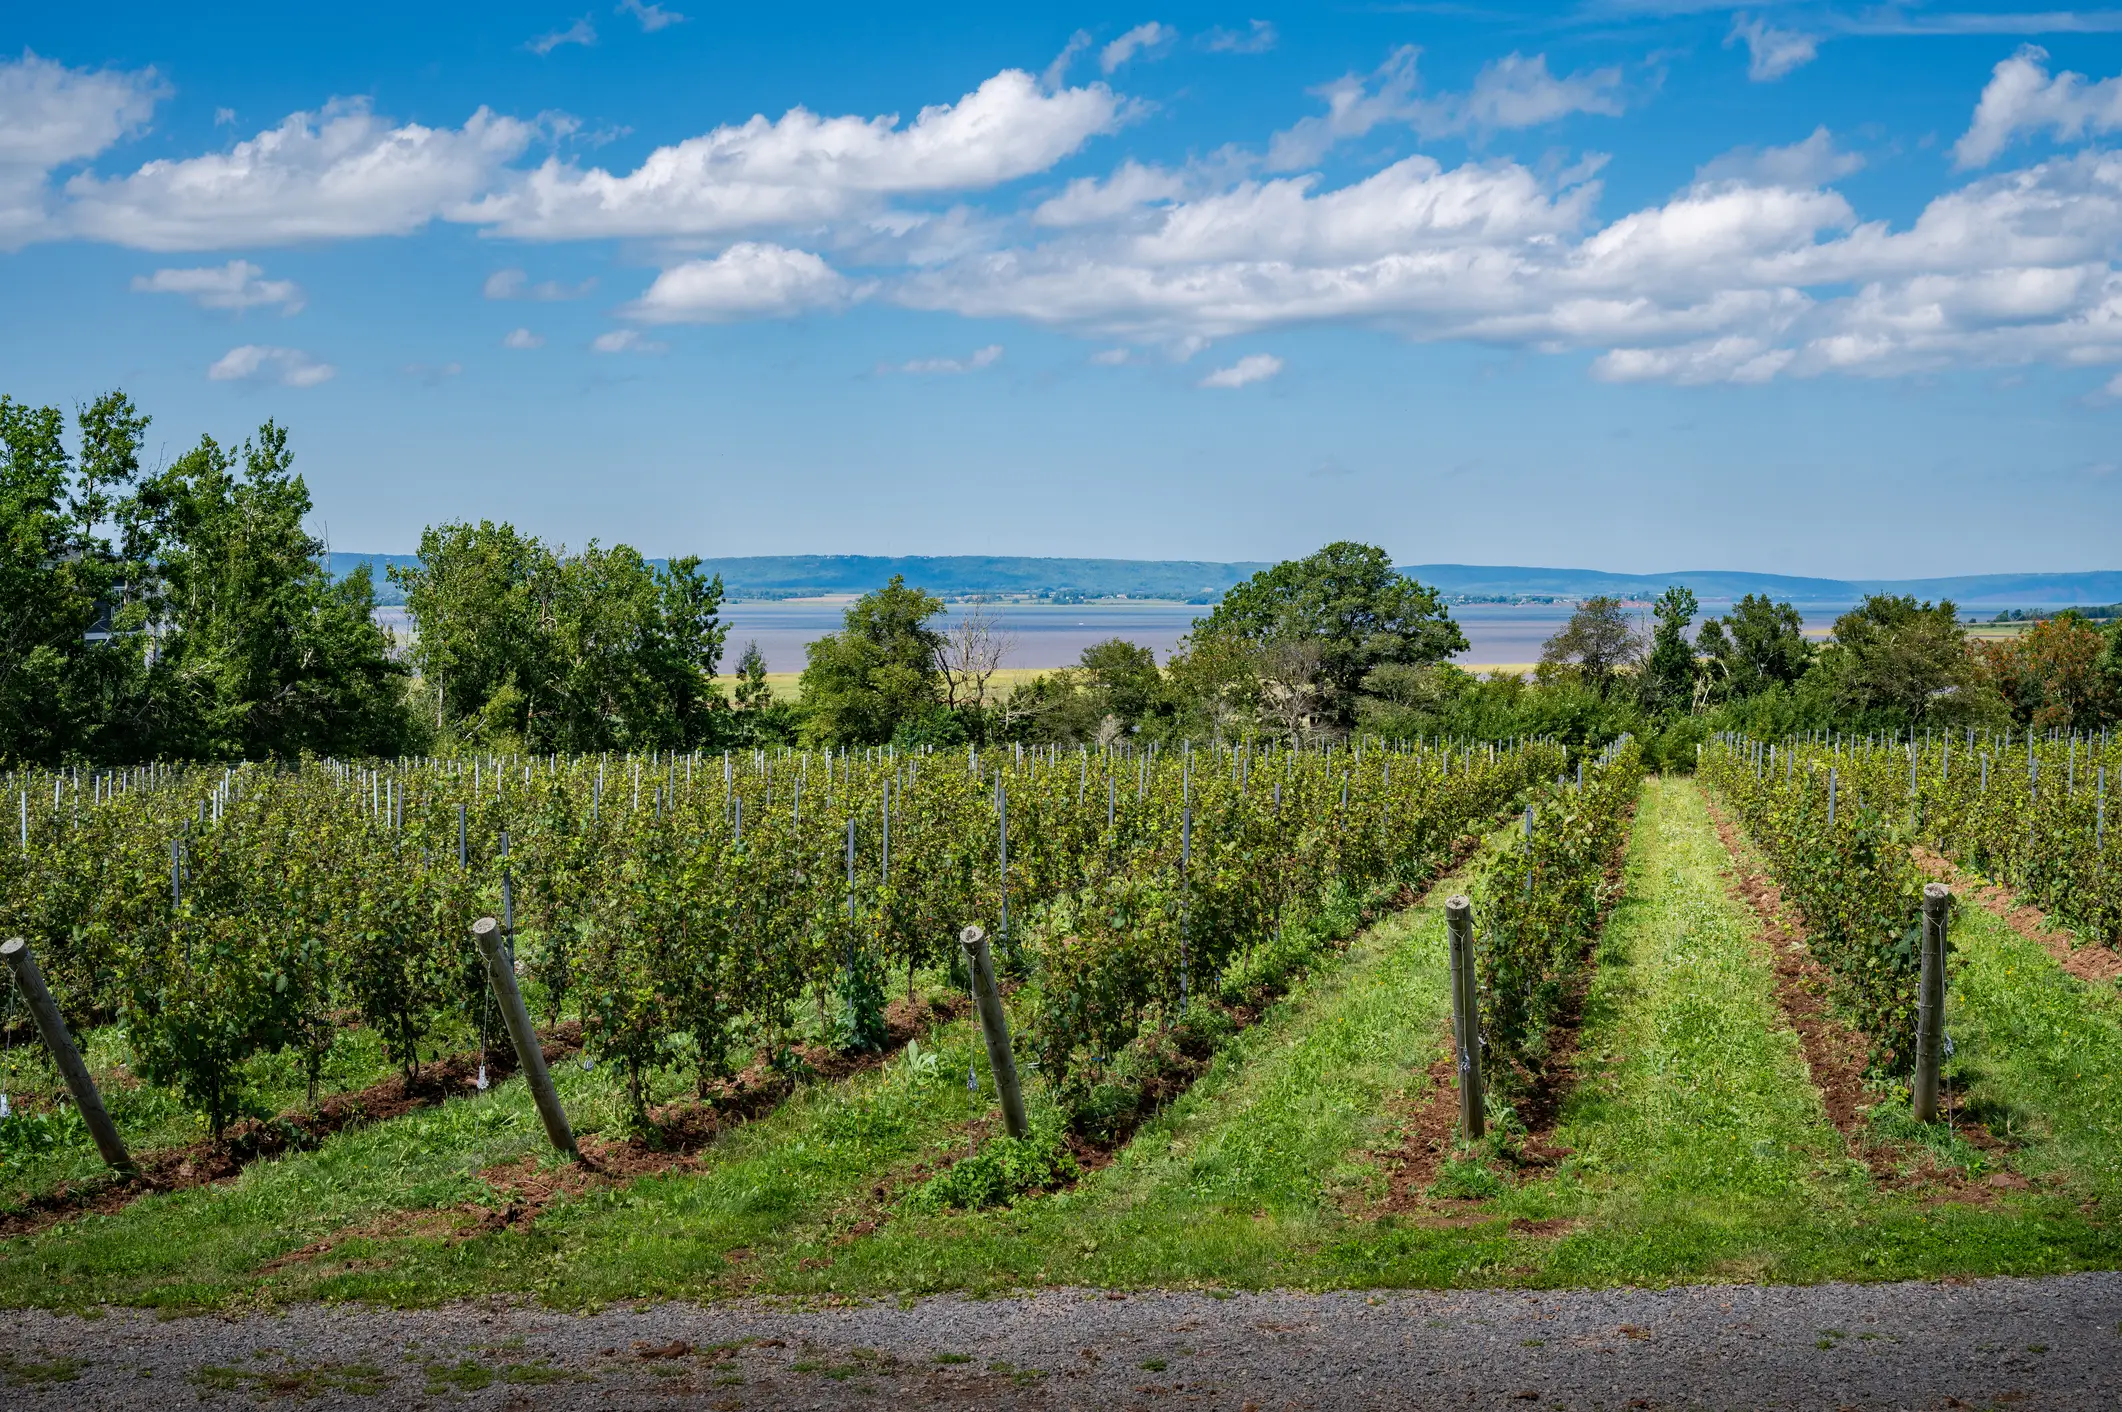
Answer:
[{"left": 4, "top": 2, "right": 2121, "bottom": 576}]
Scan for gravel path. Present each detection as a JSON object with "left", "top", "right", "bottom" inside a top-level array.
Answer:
[{"left": 3, "top": 1274, "right": 2116, "bottom": 1410}]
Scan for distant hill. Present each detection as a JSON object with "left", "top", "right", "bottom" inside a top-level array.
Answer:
[
  {"left": 331, "top": 553, "right": 2122, "bottom": 611},
  {"left": 333, "top": 553, "right": 1271, "bottom": 607}
]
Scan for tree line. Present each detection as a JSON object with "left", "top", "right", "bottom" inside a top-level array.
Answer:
[{"left": 6, "top": 389, "right": 2118, "bottom": 768}]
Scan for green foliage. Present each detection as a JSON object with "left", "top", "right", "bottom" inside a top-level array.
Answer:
[
  {"left": 1696, "top": 593, "right": 1814, "bottom": 701},
  {"left": 798, "top": 575, "right": 946, "bottom": 746},
  {"left": 1537, "top": 596, "right": 1642, "bottom": 693},
  {"left": 1473, "top": 737, "right": 1644, "bottom": 1077},
  {"left": 1639, "top": 585, "right": 1700, "bottom": 715},
  {"left": 1701, "top": 734, "right": 1932, "bottom": 1072},
  {"left": 0, "top": 390, "right": 415, "bottom": 766},
  {"left": 1189, "top": 542, "right": 1466, "bottom": 729},
  {"left": 1027, "top": 737, "right": 1565, "bottom": 1128},
  {"left": 905, "top": 1111, "right": 1079, "bottom": 1211},
  {"left": 1812, "top": 594, "right": 2002, "bottom": 730},
  {"left": 394, "top": 521, "right": 730, "bottom": 753}
]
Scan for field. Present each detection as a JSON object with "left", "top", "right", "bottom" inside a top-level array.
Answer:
[{"left": 0, "top": 734, "right": 2114, "bottom": 1323}]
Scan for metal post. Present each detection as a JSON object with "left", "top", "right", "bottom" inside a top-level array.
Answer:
[
  {"left": 471, "top": 916, "right": 577, "bottom": 1157},
  {"left": 1912, "top": 884, "right": 1949, "bottom": 1123},
  {"left": 2, "top": 938, "right": 133, "bottom": 1174},
  {"left": 1445, "top": 897, "right": 1484, "bottom": 1141},
  {"left": 958, "top": 924, "right": 1027, "bottom": 1139}
]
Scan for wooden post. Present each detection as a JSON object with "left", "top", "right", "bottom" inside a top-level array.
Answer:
[
  {"left": 1, "top": 938, "right": 133, "bottom": 1174},
  {"left": 1445, "top": 897, "right": 1484, "bottom": 1141},
  {"left": 958, "top": 924, "right": 1027, "bottom": 1140},
  {"left": 1912, "top": 884, "right": 1950, "bottom": 1123},
  {"left": 471, "top": 916, "right": 577, "bottom": 1158}
]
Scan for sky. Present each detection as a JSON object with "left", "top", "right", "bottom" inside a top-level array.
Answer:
[{"left": 4, "top": 2, "right": 2122, "bottom": 577}]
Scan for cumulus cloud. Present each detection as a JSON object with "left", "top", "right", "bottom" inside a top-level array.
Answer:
[
  {"left": 502, "top": 327, "right": 544, "bottom": 348},
  {"left": 131, "top": 259, "right": 305, "bottom": 313},
  {"left": 1102, "top": 23, "right": 1177, "bottom": 74},
  {"left": 0, "top": 51, "right": 166, "bottom": 247},
  {"left": 1202, "top": 20, "right": 1277, "bottom": 55},
  {"left": 591, "top": 328, "right": 666, "bottom": 353},
  {"left": 616, "top": 0, "right": 684, "bottom": 31},
  {"left": 1726, "top": 16, "right": 1818, "bottom": 82},
  {"left": 63, "top": 99, "right": 535, "bottom": 250},
  {"left": 1265, "top": 48, "right": 1623, "bottom": 171},
  {"left": 624, "top": 242, "right": 855, "bottom": 323},
  {"left": 462, "top": 69, "right": 1125, "bottom": 240},
  {"left": 529, "top": 17, "right": 596, "bottom": 55},
  {"left": 1090, "top": 347, "right": 1133, "bottom": 364},
  {"left": 883, "top": 343, "right": 1002, "bottom": 374},
  {"left": 1199, "top": 353, "right": 1283, "bottom": 387},
  {"left": 1955, "top": 46, "right": 2122, "bottom": 168},
  {"left": 207, "top": 344, "right": 334, "bottom": 386},
  {"left": 1696, "top": 127, "right": 1863, "bottom": 187},
  {"left": 1033, "top": 159, "right": 1186, "bottom": 226},
  {"left": 483, "top": 267, "right": 596, "bottom": 299}
]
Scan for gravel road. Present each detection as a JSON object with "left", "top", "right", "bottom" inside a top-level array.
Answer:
[{"left": 3, "top": 1274, "right": 2116, "bottom": 1410}]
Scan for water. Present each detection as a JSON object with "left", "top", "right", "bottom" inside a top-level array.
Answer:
[{"left": 376, "top": 601, "right": 1848, "bottom": 674}]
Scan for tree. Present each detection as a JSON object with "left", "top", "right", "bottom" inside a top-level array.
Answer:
[
  {"left": 1078, "top": 637, "right": 1162, "bottom": 727},
  {"left": 1538, "top": 596, "right": 1643, "bottom": 694},
  {"left": 797, "top": 575, "right": 947, "bottom": 746},
  {"left": 1190, "top": 541, "right": 1465, "bottom": 728},
  {"left": 937, "top": 598, "right": 1013, "bottom": 712},
  {"left": 1813, "top": 594, "right": 1997, "bottom": 729},
  {"left": 0, "top": 392, "right": 144, "bottom": 763},
  {"left": 1976, "top": 612, "right": 2118, "bottom": 729},
  {"left": 1638, "top": 585, "right": 1700, "bottom": 715},
  {"left": 1694, "top": 594, "right": 1813, "bottom": 700},
  {"left": 124, "top": 421, "right": 413, "bottom": 759},
  {"left": 734, "top": 640, "right": 772, "bottom": 712},
  {"left": 396, "top": 524, "right": 727, "bottom": 752},
  {"left": 392, "top": 520, "right": 545, "bottom": 746}
]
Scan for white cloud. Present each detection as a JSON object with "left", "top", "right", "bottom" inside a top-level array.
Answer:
[
  {"left": 1202, "top": 20, "right": 1277, "bottom": 55},
  {"left": 884, "top": 343, "right": 1003, "bottom": 374},
  {"left": 1102, "top": 23, "right": 1178, "bottom": 74},
  {"left": 1265, "top": 48, "right": 1623, "bottom": 171},
  {"left": 131, "top": 259, "right": 305, "bottom": 313},
  {"left": 207, "top": 344, "right": 334, "bottom": 387},
  {"left": 624, "top": 242, "right": 855, "bottom": 323},
  {"left": 1199, "top": 353, "right": 1282, "bottom": 387},
  {"left": 1033, "top": 159, "right": 1186, "bottom": 226},
  {"left": 1955, "top": 46, "right": 2122, "bottom": 168},
  {"left": 0, "top": 51, "right": 166, "bottom": 247},
  {"left": 403, "top": 360, "right": 462, "bottom": 384},
  {"left": 1450, "top": 53, "right": 1626, "bottom": 134},
  {"left": 529, "top": 17, "right": 596, "bottom": 55},
  {"left": 616, "top": 0, "right": 684, "bottom": 31},
  {"left": 502, "top": 327, "right": 545, "bottom": 349},
  {"left": 463, "top": 69, "right": 1125, "bottom": 240},
  {"left": 1726, "top": 16, "right": 1819, "bottom": 82},
  {"left": 63, "top": 99, "right": 535, "bottom": 250},
  {"left": 2109, "top": 369, "right": 2122, "bottom": 397},
  {"left": 591, "top": 328, "right": 666, "bottom": 353},
  {"left": 1266, "top": 47, "right": 1423, "bottom": 172},
  {"left": 1091, "top": 347, "right": 1133, "bottom": 364},
  {"left": 1696, "top": 127, "right": 1863, "bottom": 187},
  {"left": 483, "top": 267, "right": 596, "bottom": 299},
  {"left": 1043, "top": 31, "right": 1094, "bottom": 92}
]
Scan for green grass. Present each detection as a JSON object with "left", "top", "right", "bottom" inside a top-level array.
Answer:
[
  {"left": 3, "top": 778, "right": 2120, "bottom": 1307},
  {"left": 1940, "top": 890, "right": 2122, "bottom": 1197}
]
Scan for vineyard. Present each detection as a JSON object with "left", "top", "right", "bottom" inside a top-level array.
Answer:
[
  {"left": 0, "top": 737, "right": 1556, "bottom": 1160},
  {"left": 1701, "top": 727, "right": 2120, "bottom": 1072},
  {"left": 1, "top": 724, "right": 2120, "bottom": 1322}
]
